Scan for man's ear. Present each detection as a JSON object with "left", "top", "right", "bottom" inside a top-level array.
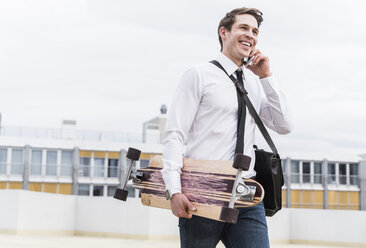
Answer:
[{"left": 219, "top": 27, "right": 227, "bottom": 41}]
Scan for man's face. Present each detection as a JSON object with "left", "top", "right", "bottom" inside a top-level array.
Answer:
[{"left": 221, "top": 14, "right": 259, "bottom": 65}]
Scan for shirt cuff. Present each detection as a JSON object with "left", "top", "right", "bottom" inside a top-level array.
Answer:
[
  {"left": 161, "top": 169, "right": 182, "bottom": 194},
  {"left": 259, "top": 75, "right": 280, "bottom": 96}
]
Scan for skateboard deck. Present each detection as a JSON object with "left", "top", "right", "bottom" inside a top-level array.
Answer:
[{"left": 132, "top": 155, "right": 264, "bottom": 222}]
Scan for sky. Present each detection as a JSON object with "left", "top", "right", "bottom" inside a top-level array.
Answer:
[{"left": 0, "top": 0, "right": 365, "bottom": 161}]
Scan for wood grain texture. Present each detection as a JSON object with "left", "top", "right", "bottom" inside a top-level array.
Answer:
[{"left": 133, "top": 156, "right": 264, "bottom": 222}]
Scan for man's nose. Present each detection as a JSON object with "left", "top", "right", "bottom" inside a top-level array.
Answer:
[{"left": 244, "top": 31, "right": 254, "bottom": 40}]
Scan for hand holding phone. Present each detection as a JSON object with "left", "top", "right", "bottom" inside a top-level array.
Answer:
[
  {"left": 245, "top": 49, "right": 271, "bottom": 79},
  {"left": 244, "top": 56, "right": 253, "bottom": 67}
]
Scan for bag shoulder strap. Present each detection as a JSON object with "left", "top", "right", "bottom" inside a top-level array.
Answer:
[{"left": 209, "top": 60, "right": 278, "bottom": 155}]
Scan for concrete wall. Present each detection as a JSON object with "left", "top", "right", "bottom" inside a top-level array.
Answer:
[
  {"left": 75, "top": 196, "right": 178, "bottom": 238},
  {"left": 0, "top": 190, "right": 75, "bottom": 234},
  {"left": 0, "top": 190, "right": 365, "bottom": 245}
]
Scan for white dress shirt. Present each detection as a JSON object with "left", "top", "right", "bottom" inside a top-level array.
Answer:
[{"left": 161, "top": 52, "right": 293, "bottom": 195}]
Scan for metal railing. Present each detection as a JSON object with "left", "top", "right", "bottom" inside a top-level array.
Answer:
[{"left": 0, "top": 125, "right": 160, "bottom": 143}]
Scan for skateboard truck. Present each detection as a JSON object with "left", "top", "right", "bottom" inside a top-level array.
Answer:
[
  {"left": 219, "top": 153, "right": 255, "bottom": 224},
  {"left": 114, "top": 147, "right": 142, "bottom": 201}
]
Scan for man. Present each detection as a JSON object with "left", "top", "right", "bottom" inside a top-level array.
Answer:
[{"left": 161, "top": 7, "right": 292, "bottom": 248}]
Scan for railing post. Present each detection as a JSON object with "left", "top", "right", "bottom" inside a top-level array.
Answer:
[
  {"left": 286, "top": 157, "right": 291, "bottom": 208},
  {"left": 23, "top": 145, "right": 31, "bottom": 190},
  {"left": 72, "top": 147, "right": 80, "bottom": 195},
  {"left": 359, "top": 157, "right": 366, "bottom": 211},
  {"left": 322, "top": 159, "right": 328, "bottom": 209}
]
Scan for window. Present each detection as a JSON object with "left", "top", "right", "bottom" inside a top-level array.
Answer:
[
  {"left": 126, "top": 184, "right": 135, "bottom": 197},
  {"left": 140, "top": 159, "right": 150, "bottom": 168},
  {"left": 94, "top": 158, "right": 105, "bottom": 177},
  {"left": 107, "top": 186, "right": 118, "bottom": 196},
  {"left": 281, "top": 160, "right": 286, "bottom": 173},
  {"left": 61, "top": 150, "right": 73, "bottom": 176},
  {"left": 350, "top": 163, "right": 358, "bottom": 185},
  {"left": 314, "top": 162, "right": 322, "bottom": 184},
  {"left": 78, "top": 184, "right": 90, "bottom": 196},
  {"left": 339, "top": 163, "right": 347, "bottom": 185},
  {"left": 328, "top": 163, "right": 336, "bottom": 184},
  {"left": 291, "top": 160, "right": 300, "bottom": 183},
  {"left": 302, "top": 162, "right": 311, "bottom": 183},
  {"left": 11, "top": 149, "right": 24, "bottom": 175},
  {"left": 30, "top": 150, "right": 42, "bottom": 175},
  {"left": 46, "top": 150, "right": 57, "bottom": 176},
  {"left": 0, "top": 148, "right": 7, "bottom": 174},
  {"left": 79, "top": 157, "right": 90, "bottom": 177},
  {"left": 93, "top": 185, "right": 104, "bottom": 196},
  {"left": 108, "top": 159, "right": 119, "bottom": 177}
]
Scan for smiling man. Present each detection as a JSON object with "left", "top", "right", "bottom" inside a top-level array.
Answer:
[{"left": 162, "top": 7, "right": 292, "bottom": 248}]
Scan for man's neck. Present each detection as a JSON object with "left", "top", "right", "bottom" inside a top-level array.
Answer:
[{"left": 221, "top": 50, "right": 244, "bottom": 67}]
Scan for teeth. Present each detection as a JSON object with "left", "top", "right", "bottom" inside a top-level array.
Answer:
[{"left": 240, "top": 41, "right": 251, "bottom": 47}]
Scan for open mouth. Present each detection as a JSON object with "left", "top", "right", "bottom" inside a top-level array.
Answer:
[{"left": 239, "top": 41, "right": 252, "bottom": 48}]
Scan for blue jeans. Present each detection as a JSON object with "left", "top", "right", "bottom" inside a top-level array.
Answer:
[{"left": 179, "top": 202, "right": 269, "bottom": 248}]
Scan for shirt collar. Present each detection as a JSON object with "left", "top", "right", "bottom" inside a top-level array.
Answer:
[{"left": 215, "top": 52, "right": 245, "bottom": 77}]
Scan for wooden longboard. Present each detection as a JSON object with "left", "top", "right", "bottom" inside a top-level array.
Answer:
[{"left": 132, "top": 155, "right": 264, "bottom": 222}]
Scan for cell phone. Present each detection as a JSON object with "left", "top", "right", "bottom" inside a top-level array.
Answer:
[{"left": 244, "top": 56, "right": 253, "bottom": 67}]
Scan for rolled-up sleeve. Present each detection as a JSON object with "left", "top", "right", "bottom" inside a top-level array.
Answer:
[
  {"left": 161, "top": 66, "right": 203, "bottom": 195},
  {"left": 258, "top": 76, "right": 293, "bottom": 134}
]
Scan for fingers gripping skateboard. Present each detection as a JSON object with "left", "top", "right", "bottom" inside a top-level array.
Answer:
[{"left": 114, "top": 147, "right": 142, "bottom": 201}]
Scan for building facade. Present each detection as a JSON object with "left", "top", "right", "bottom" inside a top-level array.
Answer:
[{"left": 0, "top": 118, "right": 364, "bottom": 211}]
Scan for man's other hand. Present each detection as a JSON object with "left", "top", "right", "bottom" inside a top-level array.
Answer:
[
  {"left": 170, "top": 193, "right": 197, "bottom": 219},
  {"left": 246, "top": 49, "right": 271, "bottom": 79}
]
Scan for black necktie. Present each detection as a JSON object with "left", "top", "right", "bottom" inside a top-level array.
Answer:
[{"left": 235, "top": 69, "right": 246, "bottom": 154}]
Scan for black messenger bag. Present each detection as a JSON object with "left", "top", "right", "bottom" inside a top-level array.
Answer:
[
  {"left": 210, "top": 60, "right": 284, "bottom": 217},
  {"left": 254, "top": 146, "right": 284, "bottom": 216}
]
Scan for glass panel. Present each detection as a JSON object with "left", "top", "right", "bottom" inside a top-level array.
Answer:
[
  {"left": 140, "top": 159, "right": 150, "bottom": 168},
  {"left": 46, "top": 150, "right": 57, "bottom": 176},
  {"left": 93, "top": 185, "right": 104, "bottom": 196},
  {"left": 328, "top": 163, "right": 336, "bottom": 184},
  {"left": 126, "top": 184, "right": 135, "bottom": 197},
  {"left": 94, "top": 158, "right": 105, "bottom": 177},
  {"left": 281, "top": 160, "right": 286, "bottom": 173},
  {"left": 350, "top": 163, "right": 358, "bottom": 186},
  {"left": 78, "top": 184, "right": 90, "bottom": 196},
  {"left": 339, "top": 163, "right": 347, "bottom": 185},
  {"left": 107, "top": 186, "right": 118, "bottom": 196},
  {"left": 79, "top": 157, "right": 90, "bottom": 177},
  {"left": 302, "top": 162, "right": 310, "bottom": 183},
  {"left": 30, "top": 150, "right": 42, "bottom": 175},
  {"left": 291, "top": 160, "right": 300, "bottom": 183},
  {"left": 11, "top": 149, "right": 24, "bottom": 175},
  {"left": 0, "top": 148, "right": 7, "bottom": 174},
  {"left": 107, "top": 159, "right": 119, "bottom": 177},
  {"left": 314, "top": 162, "right": 322, "bottom": 184},
  {"left": 61, "top": 151, "right": 73, "bottom": 176}
]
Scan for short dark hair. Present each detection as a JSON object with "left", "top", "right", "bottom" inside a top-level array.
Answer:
[{"left": 218, "top": 7, "right": 263, "bottom": 51}]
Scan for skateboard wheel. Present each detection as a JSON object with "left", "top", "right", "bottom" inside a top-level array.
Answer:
[
  {"left": 113, "top": 188, "right": 129, "bottom": 201},
  {"left": 219, "top": 207, "right": 239, "bottom": 224},
  {"left": 232, "top": 153, "right": 251, "bottom": 171},
  {"left": 126, "top": 147, "right": 141, "bottom": 161}
]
